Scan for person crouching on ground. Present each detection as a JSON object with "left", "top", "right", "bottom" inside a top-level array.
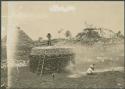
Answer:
[{"left": 87, "top": 64, "right": 95, "bottom": 75}]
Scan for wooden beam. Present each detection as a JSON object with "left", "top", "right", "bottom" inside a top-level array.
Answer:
[{"left": 40, "top": 55, "right": 45, "bottom": 78}]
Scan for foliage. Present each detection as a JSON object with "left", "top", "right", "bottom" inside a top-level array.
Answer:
[
  {"left": 76, "top": 28, "right": 101, "bottom": 45},
  {"left": 65, "top": 30, "right": 72, "bottom": 39}
]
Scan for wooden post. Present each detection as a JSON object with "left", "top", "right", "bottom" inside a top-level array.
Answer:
[
  {"left": 69, "top": 55, "right": 72, "bottom": 64},
  {"left": 40, "top": 54, "right": 45, "bottom": 78},
  {"left": 36, "top": 56, "right": 41, "bottom": 74}
]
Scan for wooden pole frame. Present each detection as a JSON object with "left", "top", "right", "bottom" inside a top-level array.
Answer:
[{"left": 40, "top": 51, "right": 46, "bottom": 78}]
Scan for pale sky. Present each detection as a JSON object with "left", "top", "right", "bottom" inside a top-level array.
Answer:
[{"left": 2, "top": 1, "right": 124, "bottom": 40}]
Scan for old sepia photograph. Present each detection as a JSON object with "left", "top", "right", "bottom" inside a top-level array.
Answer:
[{"left": 1, "top": 1, "right": 124, "bottom": 89}]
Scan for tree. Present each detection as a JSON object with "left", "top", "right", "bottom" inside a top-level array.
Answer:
[
  {"left": 65, "top": 30, "right": 72, "bottom": 40},
  {"left": 75, "top": 27, "right": 101, "bottom": 45},
  {"left": 116, "top": 31, "right": 124, "bottom": 38},
  {"left": 38, "top": 37, "right": 43, "bottom": 42},
  {"left": 57, "top": 29, "right": 64, "bottom": 39},
  {"left": 85, "top": 28, "right": 100, "bottom": 40}
]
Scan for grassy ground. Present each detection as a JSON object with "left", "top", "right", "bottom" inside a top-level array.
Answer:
[
  {"left": 1, "top": 49, "right": 124, "bottom": 88},
  {"left": 7, "top": 66, "right": 124, "bottom": 89},
  {"left": 1, "top": 56, "right": 124, "bottom": 89}
]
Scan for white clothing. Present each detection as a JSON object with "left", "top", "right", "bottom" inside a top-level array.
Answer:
[{"left": 87, "top": 67, "right": 94, "bottom": 74}]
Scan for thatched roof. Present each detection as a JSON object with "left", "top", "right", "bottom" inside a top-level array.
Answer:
[{"left": 30, "top": 46, "right": 74, "bottom": 56}]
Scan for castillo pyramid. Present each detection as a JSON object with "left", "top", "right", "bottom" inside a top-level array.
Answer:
[
  {"left": 14, "top": 28, "right": 33, "bottom": 60},
  {"left": 1, "top": 28, "right": 33, "bottom": 60},
  {"left": 1, "top": 35, "right": 7, "bottom": 61},
  {"left": 16, "top": 29, "right": 33, "bottom": 47},
  {"left": 2, "top": 29, "right": 33, "bottom": 47},
  {"left": 1, "top": 35, "right": 7, "bottom": 47}
]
